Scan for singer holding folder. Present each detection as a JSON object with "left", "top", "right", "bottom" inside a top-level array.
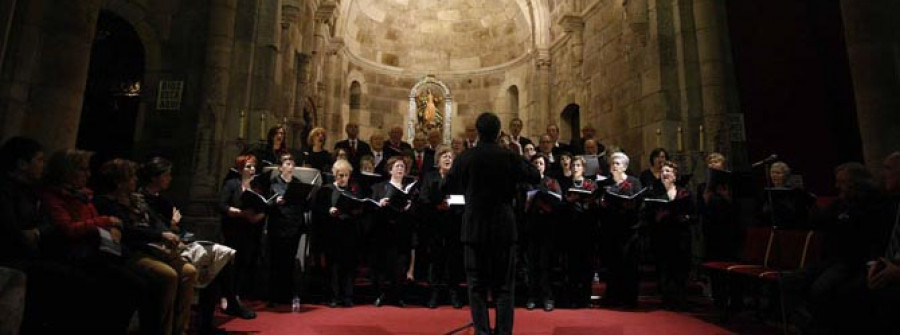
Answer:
[
  {"left": 642, "top": 161, "right": 695, "bottom": 310},
  {"left": 599, "top": 151, "right": 645, "bottom": 308},
  {"left": 563, "top": 156, "right": 599, "bottom": 308},
  {"left": 523, "top": 154, "right": 562, "bottom": 311},
  {"left": 218, "top": 154, "right": 263, "bottom": 318},
  {"left": 370, "top": 156, "right": 418, "bottom": 307},
  {"left": 445, "top": 112, "right": 540, "bottom": 335},
  {"left": 417, "top": 145, "right": 465, "bottom": 309},
  {"left": 312, "top": 159, "right": 362, "bottom": 308}
]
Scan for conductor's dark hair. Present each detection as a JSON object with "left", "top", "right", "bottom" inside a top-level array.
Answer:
[
  {"left": 475, "top": 112, "right": 501, "bottom": 142},
  {"left": 0, "top": 136, "right": 42, "bottom": 174},
  {"left": 139, "top": 156, "right": 172, "bottom": 186},
  {"left": 648, "top": 147, "right": 670, "bottom": 166}
]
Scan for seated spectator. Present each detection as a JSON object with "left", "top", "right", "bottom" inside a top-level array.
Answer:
[
  {"left": 0, "top": 137, "right": 48, "bottom": 333},
  {"left": 93, "top": 158, "right": 198, "bottom": 335},
  {"left": 797, "top": 162, "right": 891, "bottom": 333},
  {"left": 864, "top": 152, "right": 900, "bottom": 332},
  {"left": 41, "top": 149, "right": 145, "bottom": 333}
]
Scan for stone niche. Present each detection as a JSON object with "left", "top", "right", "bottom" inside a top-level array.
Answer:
[{"left": 342, "top": 60, "right": 534, "bottom": 144}]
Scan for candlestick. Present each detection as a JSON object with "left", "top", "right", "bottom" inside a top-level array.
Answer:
[
  {"left": 699, "top": 125, "right": 705, "bottom": 152},
  {"left": 238, "top": 110, "right": 246, "bottom": 139},
  {"left": 677, "top": 126, "right": 684, "bottom": 152},
  {"left": 260, "top": 112, "right": 267, "bottom": 141},
  {"left": 655, "top": 128, "right": 661, "bottom": 147}
]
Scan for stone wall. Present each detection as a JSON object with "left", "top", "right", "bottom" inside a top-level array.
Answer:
[{"left": 547, "top": 0, "right": 739, "bottom": 173}]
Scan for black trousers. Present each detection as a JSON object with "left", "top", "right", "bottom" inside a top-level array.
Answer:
[
  {"left": 525, "top": 233, "right": 556, "bottom": 302},
  {"left": 327, "top": 234, "right": 358, "bottom": 302},
  {"left": 268, "top": 233, "right": 302, "bottom": 303},
  {"left": 465, "top": 243, "right": 516, "bottom": 335},
  {"left": 223, "top": 225, "right": 263, "bottom": 299},
  {"left": 600, "top": 227, "right": 640, "bottom": 305}
]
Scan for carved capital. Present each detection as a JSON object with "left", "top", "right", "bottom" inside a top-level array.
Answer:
[
  {"left": 327, "top": 37, "right": 345, "bottom": 56},
  {"left": 558, "top": 14, "right": 584, "bottom": 33},
  {"left": 315, "top": 0, "right": 337, "bottom": 21},
  {"left": 535, "top": 49, "right": 552, "bottom": 69}
]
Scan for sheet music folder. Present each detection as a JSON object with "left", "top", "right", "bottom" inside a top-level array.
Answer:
[{"left": 263, "top": 166, "right": 323, "bottom": 186}]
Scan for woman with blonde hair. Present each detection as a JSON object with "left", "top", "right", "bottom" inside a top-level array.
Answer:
[{"left": 303, "top": 127, "right": 333, "bottom": 174}]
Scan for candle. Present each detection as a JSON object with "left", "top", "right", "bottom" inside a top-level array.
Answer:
[
  {"left": 238, "top": 110, "right": 246, "bottom": 139},
  {"left": 699, "top": 125, "right": 705, "bottom": 152},
  {"left": 260, "top": 112, "right": 267, "bottom": 141},
  {"left": 677, "top": 126, "right": 684, "bottom": 152},
  {"left": 655, "top": 128, "right": 661, "bottom": 147}
]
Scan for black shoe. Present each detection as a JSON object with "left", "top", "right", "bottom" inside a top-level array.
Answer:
[
  {"left": 450, "top": 292, "right": 463, "bottom": 309},
  {"left": 199, "top": 326, "right": 229, "bottom": 335},
  {"left": 543, "top": 300, "right": 555, "bottom": 312},
  {"left": 343, "top": 298, "right": 354, "bottom": 307},
  {"left": 223, "top": 303, "right": 257, "bottom": 319},
  {"left": 427, "top": 298, "right": 438, "bottom": 309},
  {"left": 525, "top": 299, "right": 536, "bottom": 310},
  {"left": 374, "top": 294, "right": 385, "bottom": 307},
  {"left": 329, "top": 299, "right": 340, "bottom": 308},
  {"left": 397, "top": 299, "right": 407, "bottom": 308}
]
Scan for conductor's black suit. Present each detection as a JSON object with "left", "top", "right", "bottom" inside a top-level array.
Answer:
[{"left": 446, "top": 135, "right": 540, "bottom": 335}]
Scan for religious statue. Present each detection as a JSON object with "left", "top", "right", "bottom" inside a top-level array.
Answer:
[{"left": 416, "top": 87, "right": 443, "bottom": 134}]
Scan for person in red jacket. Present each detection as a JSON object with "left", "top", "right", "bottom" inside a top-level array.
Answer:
[{"left": 41, "top": 149, "right": 146, "bottom": 333}]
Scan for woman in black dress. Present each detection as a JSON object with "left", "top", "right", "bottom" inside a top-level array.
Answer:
[
  {"left": 371, "top": 156, "right": 418, "bottom": 307},
  {"left": 302, "top": 127, "right": 333, "bottom": 175},
  {"left": 599, "top": 151, "right": 645, "bottom": 308},
  {"left": 417, "top": 146, "right": 465, "bottom": 308},
  {"left": 564, "top": 155, "right": 599, "bottom": 308},
  {"left": 523, "top": 154, "right": 562, "bottom": 311},
  {"left": 643, "top": 161, "right": 695, "bottom": 310}
]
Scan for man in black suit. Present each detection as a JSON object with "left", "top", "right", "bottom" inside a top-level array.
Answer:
[
  {"left": 384, "top": 126, "right": 412, "bottom": 159},
  {"left": 446, "top": 112, "right": 540, "bottom": 335},
  {"left": 334, "top": 122, "right": 371, "bottom": 172},
  {"left": 508, "top": 117, "right": 532, "bottom": 155},
  {"left": 570, "top": 124, "right": 598, "bottom": 155},
  {"left": 538, "top": 134, "right": 561, "bottom": 178},
  {"left": 547, "top": 124, "right": 571, "bottom": 156},
  {"left": 463, "top": 123, "right": 478, "bottom": 149},
  {"left": 409, "top": 133, "right": 434, "bottom": 178},
  {"left": 369, "top": 133, "right": 388, "bottom": 175}
]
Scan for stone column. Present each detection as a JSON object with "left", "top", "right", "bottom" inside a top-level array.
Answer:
[
  {"left": 22, "top": 0, "right": 102, "bottom": 152},
  {"left": 839, "top": 0, "right": 900, "bottom": 166},
  {"left": 187, "top": 0, "right": 237, "bottom": 208},
  {"left": 0, "top": 0, "right": 40, "bottom": 141},
  {"left": 534, "top": 48, "right": 552, "bottom": 135},
  {"left": 693, "top": 0, "right": 738, "bottom": 159}
]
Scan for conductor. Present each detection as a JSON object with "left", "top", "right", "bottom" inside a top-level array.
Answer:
[{"left": 445, "top": 112, "right": 540, "bottom": 335}]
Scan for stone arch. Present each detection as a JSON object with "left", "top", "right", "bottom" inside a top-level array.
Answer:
[
  {"left": 508, "top": 85, "right": 520, "bottom": 118},
  {"left": 408, "top": 76, "right": 453, "bottom": 144},
  {"left": 99, "top": 0, "right": 164, "bottom": 145},
  {"left": 531, "top": 0, "right": 552, "bottom": 50},
  {"left": 561, "top": 103, "right": 580, "bottom": 144}
]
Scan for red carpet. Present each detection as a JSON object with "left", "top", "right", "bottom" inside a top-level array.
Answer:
[{"left": 217, "top": 303, "right": 755, "bottom": 335}]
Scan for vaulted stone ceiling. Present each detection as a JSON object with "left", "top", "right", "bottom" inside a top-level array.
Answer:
[{"left": 342, "top": 0, "right": 534, "bottom": 72}]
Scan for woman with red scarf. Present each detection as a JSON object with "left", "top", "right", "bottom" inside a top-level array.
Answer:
[
  {"left": 599, "top": 151, "right": 645, "bottom": 308},
  {"left": 563, "top": 155, "right": 599, "bottom": 308},
  {"left": 642, "top": 161, "right": 695, "bottom": 310}
]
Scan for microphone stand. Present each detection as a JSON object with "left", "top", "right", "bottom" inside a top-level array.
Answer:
[
  {"left": 443, "top": 322, "right": 474, "bottom": 335},
  {"left": 764, "top": 162, "right": 778, "bottom": 228}
]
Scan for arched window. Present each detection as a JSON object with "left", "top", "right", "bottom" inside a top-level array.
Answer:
[
  {"left": 349, "top": 81, "right": 361, "bottom": 123},
  {"left": 561, "top": 103, "right": 580, "bottom": 144},
  {"left": 507, "top": 85, "right": 519, "bottom": 117}
]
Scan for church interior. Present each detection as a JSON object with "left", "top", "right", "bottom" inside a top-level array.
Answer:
[{"left": 1, "top": 0, "right": 898, "bottom": 334}]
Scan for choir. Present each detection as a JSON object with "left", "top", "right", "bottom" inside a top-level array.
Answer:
[{"left": 2, "top": 119, "right": 898, "bottom": 334}]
